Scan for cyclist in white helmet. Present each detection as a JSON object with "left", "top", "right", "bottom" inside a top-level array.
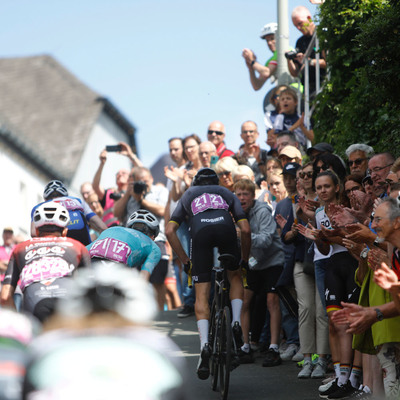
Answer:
[
  {"left": 31, "top": 180, "right": 107, "bottom": 246},
  {"left": 242, "top": 22, "right": 278, "bottom": 91},
  {"left": 23, "top": 262, "right": 188, "bottom": 400},
  {"left": 1, "top": 202, "right": 91, "bottom": 322},
  {"left": 87, "top": 209, "right": 161, "bottom": 281}
]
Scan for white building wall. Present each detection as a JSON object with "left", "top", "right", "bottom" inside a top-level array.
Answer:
[
  {"left": 70, "top": 112, "right": 133, "bottom": 195},
  {"left": 0, "top": 145, "right": 46, "bottom": 238}
]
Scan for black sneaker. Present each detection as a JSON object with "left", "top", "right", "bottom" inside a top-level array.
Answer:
[
  {"left": 238, "top": 348, "right": 254, "bottom": 364},
  {"left": 197, "top": 343, "right": 211, "bottom": 380},
  {"left": 262, "top": 348, "right": 282, "bottom": 367},
  {"left": 232, "top": 322, "right": 243, "bottom": 348},
  {"left": 177, "top": 305, "right": 194, "bottom": 318},
  {"left": 328, "top": 382, "right": 358, "bottom": 399},
  {"left": 319, "top": 379, "right": 339, "bottom": 398}
]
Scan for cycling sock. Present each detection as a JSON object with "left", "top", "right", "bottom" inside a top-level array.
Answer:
[
  {"left": 334, "top": 361, "right": 340, "bottom": 379},
  {"left": 349, "top": 365, "right": 362, "bottom": 389},
  {"left": 230, "top": 299, "right": 242, "bottom": 326},
  {"left": 197, "top": 319, "right": 209, "bottom": 349},
  {"left": 338, "top": 364, "right": 351, "bottom": 386}
]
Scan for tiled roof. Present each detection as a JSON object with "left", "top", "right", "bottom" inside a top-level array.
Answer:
[{"left": 0, "top": 55, "right": 136, "bottom": 182}]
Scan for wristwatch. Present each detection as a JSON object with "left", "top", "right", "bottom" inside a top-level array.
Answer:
[
  {"left": 360, "top": 248, "right": 369, "bottom": 260},
  {"left": 375, "top": 308, "right": 384, "bottom": 321}
]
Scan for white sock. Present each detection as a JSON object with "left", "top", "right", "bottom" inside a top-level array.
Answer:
[
  {"left": 197, "top": 319, "right": 209, "bottom": 349},
  {"left": 269, "top": 344, "right": 279, "bottom": 352},
  {"left": 241, "top": 343, "right": 250, "bottom": 353},
  {"left": 231, "top": 299, "right": 243, "bottom": 326}
]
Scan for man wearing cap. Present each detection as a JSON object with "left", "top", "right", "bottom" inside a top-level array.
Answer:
[
  {"left": 306, "top": 142, "right": 334, "bottom": 162},
  {"left": 206, "top": 121, "right": 234, "bottom": 159},
  {"left": 0, "top": 228, "right": 15, "bottom": 279},
  {"left": 278, "top": 146, "right": 303, "bottom": 167},
  {"left": 345, "top": 144, "right": 374, "bottom": 179},
  {"left": 242, "top": 22, "right": 278, "bottom": 91}
]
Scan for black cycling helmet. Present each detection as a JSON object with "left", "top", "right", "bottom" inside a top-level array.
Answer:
[
  {"left": 43, "top": 180, "right": 68, "bottom": 200},
  {"left": 192, "top": 168, "right": 219, "bottom": 186}
]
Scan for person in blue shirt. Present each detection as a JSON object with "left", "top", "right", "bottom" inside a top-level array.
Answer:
[{"left": 87, "top": 210, "right": 161, "bottom": 281}]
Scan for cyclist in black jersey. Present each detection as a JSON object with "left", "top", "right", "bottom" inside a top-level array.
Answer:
[{"left": 166, "top": 168, "right": 251, "bottom": 380}]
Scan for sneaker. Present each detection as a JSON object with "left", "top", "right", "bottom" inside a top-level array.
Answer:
[
  {"left": 237, "top": 348, "right": 254, "bottom": 364},
  {"left": 292, "top": 350, "right": 304, "bottom": 362},
  {"left": 177, "top": 305, "right": 194, "bottom": 318},
  {"left": 232, "top": 322, "right": 243, "bottom": 348},
  {"left": 328, "top": 382, "right": 358, "bottom": 399},
  {"left": 262, "top": 348, "right": 282, "bottom": 367},
  {"left": 279, "top": 341, "right": 288, "bottom": 354},
  {"left": 345, "top": 389, "right": 372, "bottom": 399},
  {"left": 280, "top": 343, "right": 299, "bottom": 361},
  {"left": 298, "top": 360, "right": 313, "bottom": 379},
  {"left": 197, "top": 343, "right": 211, "bottom": 380},
  {"left": 311, "top": 360, "right": 327, "bottom": 379},
  {"left": 319, "top": 379, "right": 339, "bottom": 398}
]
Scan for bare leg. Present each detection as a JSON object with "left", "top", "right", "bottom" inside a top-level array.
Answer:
[{"left": 267, "top": 292, "right": 281, "bottom": 346}]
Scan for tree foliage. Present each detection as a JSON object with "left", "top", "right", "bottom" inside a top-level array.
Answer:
[{"left": 313, "top": 0, "right": 400, "bottom": 157}]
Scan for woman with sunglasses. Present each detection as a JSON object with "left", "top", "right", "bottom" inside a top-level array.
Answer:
[
  {"left": 214, "top": 156, "right": 239, "bottom": 192},
  {"left": 313, "top": 153, "right": 347, "bottom": 182},
  {"left": 297, "top": 171, "right": 362, "bottom": 397}
]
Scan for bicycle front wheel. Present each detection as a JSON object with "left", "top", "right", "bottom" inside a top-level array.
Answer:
[
  {"left": 219, "top": 306, "right": 232, "bottom": 400},
  {"left": 209, "top": 302, "right": 219, "bottom": 391}
]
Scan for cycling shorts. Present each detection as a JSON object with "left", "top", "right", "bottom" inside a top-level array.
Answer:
[
  {"left": 191, "top": 224, "right": 239, "bottom": 284},
  {"left": 246, "top": 265, "right": 283, "bottom": 294},
  {"left": 325, "top": 252, "right": 360, "bottom": 313},
  {"left": 149, "top": 242, "right": 169, "bottom": 285},
  {"left": 23, "top": 279, "right": 71, "bottom": 322}
]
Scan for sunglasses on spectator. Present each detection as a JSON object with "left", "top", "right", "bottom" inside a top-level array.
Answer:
[
  {"left": 367, "top": 163, "right": 393, "bottom": 175},
  {"left": 299, "top": 171, "right": 313, "bottom": 179},
  {"left": 316, "top": 164, "right": 329, "bottom": 172},
  {"left": 344, "top": 186, "right": 361, "bottom": 196},
  {"left": 208, "top": 130, "right": 224, "bottom": 136},
  {"left": 217, "top": 171, "right": 231, "bottom": 177},
  {"left": 348, "top": 158, "right": 367, "bottom": 167}
]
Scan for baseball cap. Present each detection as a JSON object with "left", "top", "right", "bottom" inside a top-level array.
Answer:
[
  {"left": 306, "top": 142, "right": 334, "bottom": 156},
  {"left": 281, "top": 162, "right": 301, "bottom": 177},
  {"left": 279, "top": 145, "right": 302, "bottom": 160}
]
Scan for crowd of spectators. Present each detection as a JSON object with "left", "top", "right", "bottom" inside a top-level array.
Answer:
[{"left": 1, "top": 3, "right": 400, "bottom": 399}]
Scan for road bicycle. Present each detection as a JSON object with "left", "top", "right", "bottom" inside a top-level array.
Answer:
[{"left": 208, "top": 253, "right": 240, "bottom": 400}]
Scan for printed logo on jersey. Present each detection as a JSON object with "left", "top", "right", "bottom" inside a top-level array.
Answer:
[
  {"left": 25, "top": 246, "right": 66, "bottom": 261},
  {"left": 200, "top": 216, "right": 224, "bottom": 223},
  {"left": 89, "top": 237, "right": 132, "bottom": 264},
  {"left": 20, "top": 257, "right": 74, "bottom": 290},
  {"left": 191, "top": 193, "right": 228, "bottom": 215}
]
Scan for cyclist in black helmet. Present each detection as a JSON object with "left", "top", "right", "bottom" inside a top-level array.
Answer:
[
  {"left": 31, "top": 180, "right": 107, "bottom": 246},
  {"left": 166, "top": 167, "right": 251, "bottom": 380}
]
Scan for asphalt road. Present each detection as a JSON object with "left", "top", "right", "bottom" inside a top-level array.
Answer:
[{"left": 153, "top": 310, "right": 324, "bottom": 400}]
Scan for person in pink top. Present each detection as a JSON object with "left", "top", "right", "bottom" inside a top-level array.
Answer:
[{"left": 0, "top": 227, "right": 15, "bottom": 282}]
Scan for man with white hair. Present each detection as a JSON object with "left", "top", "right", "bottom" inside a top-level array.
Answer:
[
  {"left": 287, "top": 6, "right": 326, "bottom": 95},
  {"left": 198, "top": 141, "right": 217, "bottom": 168},
  {"left": 242, "top": 22, "right": 278, "bottom": 91},
  {"left": 345, "top": 144, "right": 374, "bottom": 178}
]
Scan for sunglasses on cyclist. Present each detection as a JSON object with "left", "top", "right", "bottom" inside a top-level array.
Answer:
[
  {"left": 208, "top": 130, "right": 224, "bottom": 136},
  {"left": 348, "top": 158, "right": 367, "bottom": 167},
  {"left": 299, "top": 171, "right": 313, "bottom": 179}
]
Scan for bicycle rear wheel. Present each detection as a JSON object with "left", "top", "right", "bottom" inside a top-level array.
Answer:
[
  {"left": 209, "top": 302, "right": 219, "bottom": 391},
  {"left": 219, "top": 306, "right": 232, "bottom": 400}
]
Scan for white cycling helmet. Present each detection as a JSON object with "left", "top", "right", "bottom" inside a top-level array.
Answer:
[
  {"left": 33, "top": 201, "right": 70, "bottom": 228},
  {"left": 127, "top": 209, "right": 159, "bottom": 238},
  {"left": 57, "top": 262, "right": 158, "bottom": 325},
  {"left": 260, "top": 22, "right": 277, "bottom": 38},
  {"left": 43, "top": 180, "right": 68, "bottom": 200}
]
